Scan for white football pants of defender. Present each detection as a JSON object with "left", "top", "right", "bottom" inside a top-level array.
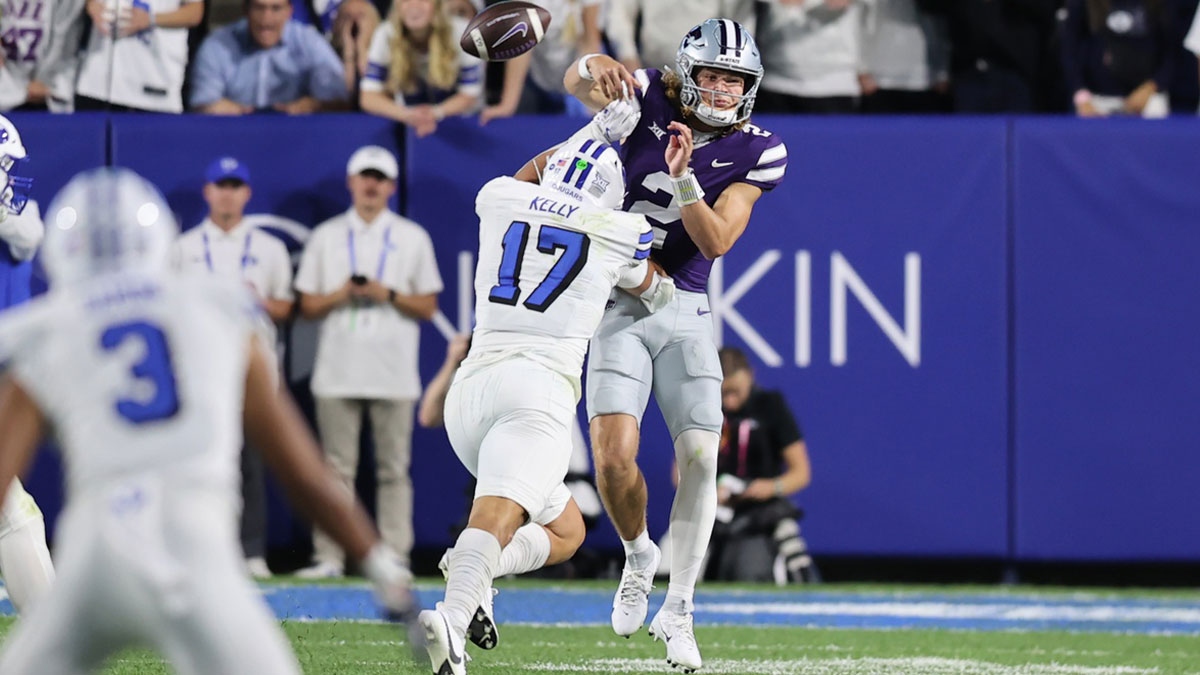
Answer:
[
  {"left": 0, "top": 477, "right": 300, "bottom": 675},
  {"left": 444, "top": 357, "right": 576, "bottom": 526},
  {"left": 0, "top": 478, "right": 54, "bottom": 613}
]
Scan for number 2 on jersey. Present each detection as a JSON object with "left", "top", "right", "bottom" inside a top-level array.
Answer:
[
  {"left": 488, "top": 221, "right": 591, "bottom": 312},
  {"left": 100, "top": 320, "right": 181, "bottom": 424}
]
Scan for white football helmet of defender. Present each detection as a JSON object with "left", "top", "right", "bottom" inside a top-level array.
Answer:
[
  {"left": 0, "top": 115, "right": 33, "bottom": 216},
  {"left": 541, "top": 139, "right": 626, "bottom": 210},
  {"left": 675, "top": 18, "right": 763, "bottom": 127},
  {"left": 40, "top": 167, "right": 178, "bottom": 287}
]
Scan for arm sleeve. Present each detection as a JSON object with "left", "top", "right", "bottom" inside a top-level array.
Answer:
[
  {"left": 742, "top": 137, "right": 788, "bottom": 192},
  {"left": 189, "top": 34, "right": 232, "bottom": 108},
  {"left": 361, "top": 23, "right": 391, "bottom": 93},
  {"left": 634, "top": 219, "right": 652, "bottom": 261},
  {"left": 456, "top": 51, "right": 484, "bottom": 99},
  {"left": 293, "top": 230, "right": 325, "bottom": 295}
]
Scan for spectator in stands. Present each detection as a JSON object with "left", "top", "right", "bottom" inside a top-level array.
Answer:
[
  {"left": 860, "top": 0, "right": 953, "bottom": 113},
  {"left": 753, "top": 0, "right": 869, "bottom": 114},
  {"left": 190, "top": 0, "right": 349, "bottom": 115},
  {"left": 74, "top": 0, "right": 203, "bottom": 113},
  {"left": 919, "top": 0, "right": 1059, "bottom": 113},
  {"left": 330, "top": 0, "right": 383, "bottom": 99},
  {"left": 708, "top": 347, "right": 815, "bottom": 584},
  {"left": 359, "top": 0, "right": 483, "bottom": 136},
  {"left": 0, "top": 0, "right": 86, "bottom": 112},
  {"left": 293, "top": 145, "right": 442, "bottom": 577},
  {"left": 1062, "top": 0, "right": 1175, "bottom": 118},
  {"left": 604, "top": 0, "right": 751, "bottom": 74},
  {"left": 480, "top": 0, "right": 602, "bottom": 122},
  {"left": 169, "top": 157, "right": 295, "bottom": 580}
]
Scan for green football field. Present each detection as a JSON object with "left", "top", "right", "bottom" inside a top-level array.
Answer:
[{"left": 1, "top": 580, "right": 1198, "bottom": 674}]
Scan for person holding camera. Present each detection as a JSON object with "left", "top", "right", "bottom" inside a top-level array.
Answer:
[{"left": 293, "top": 144, "right": 443, "bottom": 577}]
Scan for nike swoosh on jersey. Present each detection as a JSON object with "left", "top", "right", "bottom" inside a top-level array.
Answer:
[
  {"left": 711, "top": 159, "right": 734, "bottom": 168},
  {"left": 492, "top": 22, "right": 528, "bottom": 47}
]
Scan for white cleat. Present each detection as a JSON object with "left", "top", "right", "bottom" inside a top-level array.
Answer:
[
  {"left": 649, "top": 607, "right": 703, "bottom": 673},
  {"left": 419, "top": 608, "right": 467, "bottom": 675},
  {"left": 438, "top": 548, "right": 500, "bottom": 650},
  {"left": 611, "top": 542, "right": 661, "bottom": 637}
]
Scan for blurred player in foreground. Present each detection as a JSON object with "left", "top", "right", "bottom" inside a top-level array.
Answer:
[
  {"left": 421, "top": 134, "right": 674, "bottom": 675},
  {"left": 0, "top": 113, "right": 55, "bottom": 614},
  {"left": 0, "top": 167, "right": 417, "bottom": 674}
]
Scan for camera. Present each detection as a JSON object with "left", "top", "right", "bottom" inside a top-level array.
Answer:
[{"left": 351, "top": 274, "right": 368, "bottom": 286}]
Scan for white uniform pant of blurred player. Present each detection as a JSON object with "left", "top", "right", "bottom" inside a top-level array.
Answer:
[
  {"left": 0, "top": 478, "right": 55, "bottom": 612},
  {"left": 443, "top": 357, "right": 573, "bottom": 525},
  {"left": 0, "top": 476, "right": 300, "bottom": 675}
]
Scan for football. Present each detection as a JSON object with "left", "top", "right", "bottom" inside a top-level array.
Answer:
[{"left": 459, "top": 1, "right": 552, "bottom": 61}]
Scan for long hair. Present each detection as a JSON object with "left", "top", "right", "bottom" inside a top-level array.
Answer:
[
  {"left": 661, "top": 68, "right": 748, "bottom": 135},
  {"left": 386, "top": 0, "right": 460, "bottom": 96},
  {"left": 1085, "top": 0, "right": 1163, "bottom": 33}
]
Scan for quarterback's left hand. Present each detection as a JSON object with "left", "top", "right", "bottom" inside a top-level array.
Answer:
[{"left": 665, "top": 122, "right": 693, "bottom": 178}]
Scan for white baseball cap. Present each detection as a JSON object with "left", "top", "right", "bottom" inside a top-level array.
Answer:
[{"left": 346, "top": 145, "right": 398, "bottom": 180}]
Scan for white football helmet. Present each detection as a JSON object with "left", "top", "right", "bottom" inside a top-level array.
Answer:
[
  {"left": 541, "top": 139, "right": 626, "bottom": 210},
  {"left": 0, "top": 114, "right": 33, "bottom": 215},
  {"left": 41, "top": 167, "right": 178, "bottom": 287},
  {"left": 675, "top": 19, "right": 763, "bottom": 127}
]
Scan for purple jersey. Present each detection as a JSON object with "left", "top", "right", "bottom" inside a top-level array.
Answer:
[{"left": 619, "top": 68, "right": 787, "bottom": 293}]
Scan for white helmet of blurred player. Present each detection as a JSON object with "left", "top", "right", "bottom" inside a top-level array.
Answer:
[
  {"left": 674, "top": 19, "right": 763, "bottom": 128},
  {"left": 41, "top": 167, "right": 178, "bottom": 287},
  {"left": 541, "top": 139, "right": 626, "bottom": 211},
  {"left": 0, "top": 114, "right": 33, "bottom": 216}
]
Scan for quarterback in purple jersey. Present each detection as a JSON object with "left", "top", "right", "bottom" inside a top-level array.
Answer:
[{"left": 564, "top": 18, "right": 786, "bottom": 674}]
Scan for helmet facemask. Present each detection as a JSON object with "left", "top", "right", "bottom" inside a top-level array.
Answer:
[{"left": 0, "top": 116, "right": 32, "bottom": 216}]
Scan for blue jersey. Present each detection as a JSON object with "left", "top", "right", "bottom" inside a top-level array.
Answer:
[{"left": 620, "top": 68, "right": 788, "bottom": 293}]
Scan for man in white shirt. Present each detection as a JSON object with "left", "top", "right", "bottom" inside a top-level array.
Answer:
[
  {"left": 75, "top": 0, "right": 205, "bottom": 113},
  {"left": 294, "top": 145, "right": 443, "bottom": 577},
  {"left": 171, "top": 156, "right": 294, "bottom": 579}
]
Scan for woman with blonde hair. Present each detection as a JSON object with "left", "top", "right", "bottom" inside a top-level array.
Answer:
[{"left": 360, "top": 0, "right": 482, "bottom": 136}]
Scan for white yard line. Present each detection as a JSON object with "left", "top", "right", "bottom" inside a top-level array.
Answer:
[
  {"left": 517, "top": 657, "right": 1158, "bottom": 675},
  {"left": 698, "top": 602, "right": 1200, "bottom": 624}
]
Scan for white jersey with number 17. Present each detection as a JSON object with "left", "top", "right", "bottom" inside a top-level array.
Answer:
[{"left": 468, "top": 176, "right": 652, "bottom": 387}]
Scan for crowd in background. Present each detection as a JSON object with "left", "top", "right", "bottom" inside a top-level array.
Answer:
[{"left": 6, "top": 0, "right": 1200, "bottom": 121}]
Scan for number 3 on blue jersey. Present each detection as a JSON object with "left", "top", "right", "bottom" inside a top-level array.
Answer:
[
  {"left": 100, "top": 320, "right": 181, "bottom": 424},
  {"left": 489, "top": 221, "right": 591, "bottom": 312}
]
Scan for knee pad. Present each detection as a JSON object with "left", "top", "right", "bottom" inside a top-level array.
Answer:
[
  {"left": 773, "top": 518, "right": 800, "bottom": 542},
  {"left": 673, "top": 429, "right": 718, "bottom": 477}
]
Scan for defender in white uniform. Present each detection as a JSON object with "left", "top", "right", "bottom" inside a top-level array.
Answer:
[
  {"left": 0, "top": 168, "right": 417, "bottom": 675},
  {"left": 421, "top": 138, "right": 673, "bottom": 675}
]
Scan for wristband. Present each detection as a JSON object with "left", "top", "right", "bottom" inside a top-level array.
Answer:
[
  {"left": 577, "top": 53, "right": 602, "bottom": 81},
  {"left": 670, "top": 169, "right": 705, "bottom": 206}
]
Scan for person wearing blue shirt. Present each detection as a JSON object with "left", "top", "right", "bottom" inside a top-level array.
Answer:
[{"left": 190, "top": 0, "right": 350, "bottom": 115}]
